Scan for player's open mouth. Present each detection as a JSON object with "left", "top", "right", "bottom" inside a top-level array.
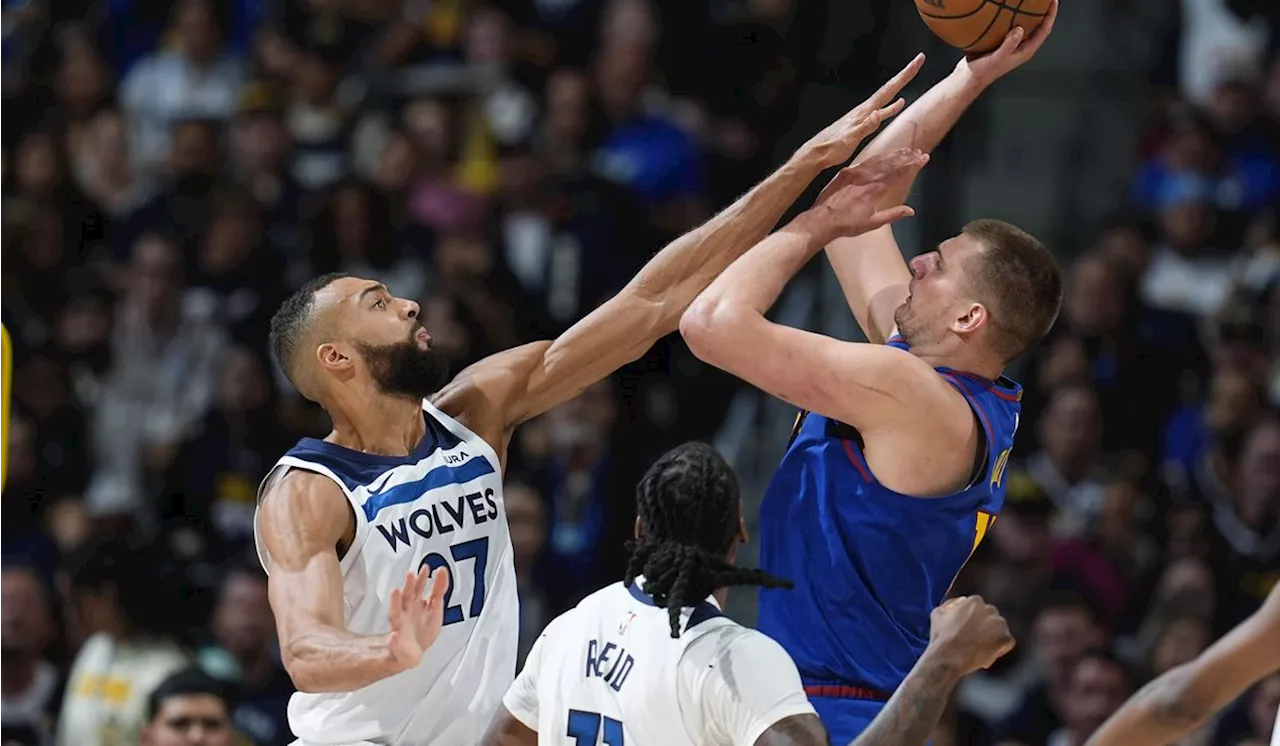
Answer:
[{"left": 417, "top": 328, "right": 431, "bottom": 344}]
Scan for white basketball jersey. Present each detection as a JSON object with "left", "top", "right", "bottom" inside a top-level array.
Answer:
[
  {"left": 254, "top": 399, "right": 517, "bottom": 746},
  {"left": 503, "top": 579, "right": 816, "bottom": 745}
]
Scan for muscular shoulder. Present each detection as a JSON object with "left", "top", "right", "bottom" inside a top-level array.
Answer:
[
  {"left": 257, "top": 469, "right": 354, "bottom": 565},
  {"left": 430, "top": 341, "right": 554, "bottom": 454}
]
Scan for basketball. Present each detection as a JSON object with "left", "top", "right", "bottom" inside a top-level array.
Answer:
[{"left": 915, "top": 0, "right": 1053, "bottom": 54}]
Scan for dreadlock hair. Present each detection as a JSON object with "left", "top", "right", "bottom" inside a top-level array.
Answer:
[{"left": 624, "top": 442, "right": 793, "bottom": 638}]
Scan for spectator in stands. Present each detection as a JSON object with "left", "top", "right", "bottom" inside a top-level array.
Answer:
[
  {"left": 121, "top": 0, "right": 243, "bottom": 176},
  {"left": 996, "top": 593, "right": 1106, "bottom": 746},
  {"left": 87, "top": 230, "right": 228, "bottom": 523},
  {"left": 1042, "top": 648, "right": 1135, "bottom": 746},
  {"left": 141, "top": 668, "right": 237, "bottom": 746},
  {"left": 1, "top": 565, "right": 63, "bottom": 746},
  {"left": 201, "top": 563, "right": 290, "bottom": 746},
  {"left": 1016, "top": 384, "right": 1109, "bottom": 538},
  {"left": 57, "top": 538, "right": 189, "bottom": 746}
]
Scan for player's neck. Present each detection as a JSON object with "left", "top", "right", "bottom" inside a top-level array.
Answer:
[
  {"left": 712, "top": 588, "right": 729, "bottom": 608},
  {"left": 326, "top": 391, "right": 427, "bottom": 457},
  {"left": 912, "top": 340, "right": 1003, "bottom": 381}
]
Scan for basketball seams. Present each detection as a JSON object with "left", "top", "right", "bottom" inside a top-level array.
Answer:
[
  {"left": 917, "top": 0, "right": 1049, "bottom": 21},
  {"left": 918, "top": 0, "right": 1045, "bottom": 54},
  {"left": 962, "top": 0, "right": 1029, "bottom": 50}
]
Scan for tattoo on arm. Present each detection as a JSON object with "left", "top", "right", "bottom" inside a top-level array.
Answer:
[{"left": 849, "top": 656, "right": 963, "bottom": 746}]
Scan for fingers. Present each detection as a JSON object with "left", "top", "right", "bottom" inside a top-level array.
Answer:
[
  {"left": 996, "top": 25, "right": 1026, "bottom": 58},
  {"left": 868, "top": 205, "right": 916, "bottom": 229},
  {"left": 412, "top": 564, "right": 430, "bottom": 601},
  {"left": 847, "top": 100, "right": 905, "bottom": 145},
  {"left": 1023, "top": 0, "right": 1057, "bottom": 51},
  {"left": 389, "top": 586, "right": 405, "bottom": 628},
  {"left": 868, "top": 53, "right": 925, "bottom": 109},
  {"left": 850, "top": 149, "right": 928, "bottom": 184},
  {"left": 426, "top": 566, "right": 450, "bottom": 606}
]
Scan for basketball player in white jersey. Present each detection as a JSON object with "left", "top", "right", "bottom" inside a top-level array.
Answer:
[
  {"left": 253, "top": 57, "right": 931, "bottom": 745},
  {"left": 481, "top": 443, "right": 1017, "bottom": 746},
  {"left": 1086, "top": 581, "right": 1280, "bottom": 746}
]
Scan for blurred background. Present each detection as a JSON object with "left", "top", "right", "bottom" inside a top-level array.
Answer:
[{"left": 2, "top": 0, "right": 1279, "bottom": 744}]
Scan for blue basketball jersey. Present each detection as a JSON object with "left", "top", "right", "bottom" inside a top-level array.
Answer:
[{"left": 756, "top": 334, "right": 1021, "bottom": 699}]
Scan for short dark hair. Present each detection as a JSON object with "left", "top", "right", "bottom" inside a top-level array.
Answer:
[
  {"left": 963, "top": 219, "right": 1063, "bottom": 362},
  {"left": 147, "top": 668, "right": 234, "bottom": 721},
  {"left": 269, "top": 272, "right": 350, "bottom": 385},
  {"left": 624, "top": 443, "right": 792, "bottom": 638}
]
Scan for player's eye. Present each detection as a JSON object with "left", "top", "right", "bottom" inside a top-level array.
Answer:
[{"left": 374, "top": 299, "right": 387, "bottom": 309}]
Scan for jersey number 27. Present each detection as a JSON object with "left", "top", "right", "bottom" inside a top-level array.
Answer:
[
  {"left": 567, "top": 709, "right": 624, "bottom": 745},
  {"left": 417, "top": 537, "right": 488, "bottom": 626}
]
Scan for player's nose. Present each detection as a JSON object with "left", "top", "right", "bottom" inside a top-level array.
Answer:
[
  {"left": 402, "top": 298, "right": 420, "bottom": 320},
  {"left": 908, "top": 255, "right": 927, "bottom": 277}
]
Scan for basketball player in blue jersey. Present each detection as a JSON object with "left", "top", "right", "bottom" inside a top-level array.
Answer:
[
  {"left": 680, "top": 4, "right": 1060, "bottom": 742},
  {"left": 252, "top": 57, "right": 929, "bottom": 746}
]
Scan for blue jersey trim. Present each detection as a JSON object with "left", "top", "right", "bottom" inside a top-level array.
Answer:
[
  {"left": 626, "top": 581, "right": 723, "bottom": 631},
  {"left": 361, "top": 455, "right": 496, "bottom": 521},
  {"left": 283, "top": 410, "right": 463, "bottom": 492}
]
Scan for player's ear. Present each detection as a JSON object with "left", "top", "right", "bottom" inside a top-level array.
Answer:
[
  {"left": 952, "top": 302, "right": 987, "bottom": 335},
  {"left": 316, "top": 342, "right": 354, "bottom": 372}
]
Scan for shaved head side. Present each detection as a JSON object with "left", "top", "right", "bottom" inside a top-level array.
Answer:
[{"left": 270, "top": 272, "right": 350, "bottom": 398}]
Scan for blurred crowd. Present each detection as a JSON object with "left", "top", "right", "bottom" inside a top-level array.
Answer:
[{"left": 1, "top": 0, "right": 1279, "bottom": 745}]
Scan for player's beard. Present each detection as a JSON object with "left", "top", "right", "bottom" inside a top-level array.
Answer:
[
  {"left": 893, "top": 296, "right": 947, "bottom": 349},
  {"left": 356, "top": 325, "right": 450, "bottom": 400}
]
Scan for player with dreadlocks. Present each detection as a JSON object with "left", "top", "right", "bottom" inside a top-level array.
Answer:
[{"left": 482, "top": 443, "right": 1018, "bottom": 746}]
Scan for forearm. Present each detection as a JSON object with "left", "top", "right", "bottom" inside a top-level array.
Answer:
[
  {"left": 1084, "top": 666, "right": 1208, "bottom": 746},
  {"left": 851, "top": 66, "right": 986, "bottom": 205},
  {"left": 689, "top": 213, "right": 826, "bottom": 320},
  {"left": 848, "top": 647, "right": 966, "bottom": 746},
  {"left": 628, "top": 154, "right": 825, "bottom": 335},
  {"left": 283, "top": 625, "right": 403, "bottom": 693}
]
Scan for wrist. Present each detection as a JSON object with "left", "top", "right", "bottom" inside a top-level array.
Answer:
[
  {"left": 917, "top": 643, "right": 971, "bottom": 684},
  {"left": 787, "top": 209, "right": 838, "bottom": 250},
  {"left": 950, "top": 63, "right": 992, "bottom": 96}
]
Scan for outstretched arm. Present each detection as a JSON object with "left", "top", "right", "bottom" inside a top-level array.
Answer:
[
  {"left": 1085, "top": 584, "right": 1280, "bottom": 746},
  {"left": 432, "top": 56, "right": 926, "bottom": 446},
  {"left": 825, "top": 1, "right": 1057, "bottom": 344},
  {"left": 680, "top": 150, "right": 962, "bottom": 437}
]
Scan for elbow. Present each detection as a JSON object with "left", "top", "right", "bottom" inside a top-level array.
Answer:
[
  {"left": 1148, "top": 666, "right": 1213, "bottom": 729},
  {"left": 281, "top": 641, "right": 325, "bottom": 694},
  {"left": 679, "top": 297, "right": 739, "bottom": 364}
]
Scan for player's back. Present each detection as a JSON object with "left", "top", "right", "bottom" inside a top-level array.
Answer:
[
  {"left": 757, "top": 334, "right": 1021, "bottom": 700},
  {"left": 254, "top": 399, "right": 518, "bottom": 746},
  {"left": 510, "top": 580, "right": 814, "bottom": 745}
]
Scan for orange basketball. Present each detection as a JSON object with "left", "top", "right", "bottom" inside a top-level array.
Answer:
[{"left": 915, "top": 0, "right": 1052, "bottom": 54}]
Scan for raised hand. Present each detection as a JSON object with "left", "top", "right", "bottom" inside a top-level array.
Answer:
[
  {"left": 960, "top": 0, "right": 1058, "bottom": 87},
  {"left": 928, "top": 595, "right": 1016, "bottom": 674},
  {"left": 387, "top": 565, "right": 450, "bottom": 671},
  {"left": 798, "top": 53, "right": 926, "bottom": 169},
  {"left": 801, "top": 148, "right": 928, "bottom": 242}
]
